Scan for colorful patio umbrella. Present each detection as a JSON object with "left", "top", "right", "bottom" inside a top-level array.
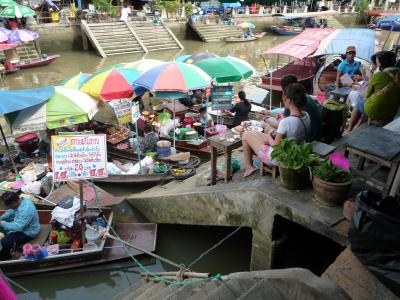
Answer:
[
  {"left": 61, "top": 72, "right": 91, "bottom": 90},
  {"left": 132, "top": 62, "right": 212, "bottom": 92},
  {"left": 183, "top": 51, "right": 219, "bottom": 64},
  {"left": 175, "top": 54, "right": 192, "bottom": 62},
  {"left": 193, "top": 56, "right": 255, "bottom": 83},
  {"left": 123, "top": 59, "right": 164, "bottom": 72},
  {"left": 80, "top": 68, "right": 142, "bottom": 101},
  {"left": 9, "top": 87, "right": 99, "bottom": 133},
  {"left": 0, "top": 0, "right": 16, "bottom": 6},
  {"left": 376, "top": 14, "right": 400, "bottom": 31},
  {"left": 0, "top": 27, "right": 11, "bottom": 42},
  {"left": 0, "top": 4, "right": 35, "bottom": 18},
  {"left": 7, "top": 29, "right": 39, "bottom": 44},
  {"left": 237, "top": 22, "right": 255, "bottom": 29}
]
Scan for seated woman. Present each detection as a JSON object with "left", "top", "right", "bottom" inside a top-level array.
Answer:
[
  {"left": 242, "top": 83, "right": 311, "bottom": 177},
  {"left": 335, "top": 46, "right": 362, "bottom": 89},
  {"left": 227, "top": 91, "right": 251, "bottom": 127},
  {"left": 196, "top": 106, "right": 214, "bottom": 135},
  {"left": 346, "top": 51, "right": 400, "bottom": 132},
  {"left": 140, "top": 123, "right": 159, "bottom": 154},
  {"left": 0, "top": 192, "right": 40, "bottom": 260}
]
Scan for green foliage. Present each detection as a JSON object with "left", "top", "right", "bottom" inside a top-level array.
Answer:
[
  {"left": 185, "top": 2, "right": 194, "bottom": 17},
  {"left": 155, "top": 0, "right": 180, "bottom": 14},
  {"left": 110, "top": 6, "right": 118, "bottom": 17},
  {"left": 313, "top": 159, "right": 352, "bottom": 183},
  {"left": 271, "top": 139, "right": 320, "bottom": 170},
  {"left": 92, "top": 0, "right": 111, "bottom": 12}
]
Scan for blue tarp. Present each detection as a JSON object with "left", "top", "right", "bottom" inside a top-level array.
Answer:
[
  {"left": 0, "top": 86, "right": 54, "bottom": 115},
  {"left": 377, "top": 14, "right": 400, "bottom": 31},
  {"left": 221, "top": 2, "right": 241, "bottom": 8}
]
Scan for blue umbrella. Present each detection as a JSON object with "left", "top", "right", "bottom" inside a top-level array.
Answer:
[
  {"left": 175, "top": 54, "right": 192, "bottom": 62},
  {"left": 377, "top": 14, "right": 400, "bottom": 31}
]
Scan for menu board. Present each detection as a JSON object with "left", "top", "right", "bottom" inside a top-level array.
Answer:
[
  {"left": 51, "top": 134, "right": 108, "bottom": 182},
  {"left": 108, "top": 99, "right": 132, "bottom": 124},
  {"left": 211, "top": 86, "right": 232, "bottom": 111}
]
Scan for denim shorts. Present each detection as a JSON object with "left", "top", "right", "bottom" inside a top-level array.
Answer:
[{"left": 356, "top": 100, "right": 365, "bottom": 114}]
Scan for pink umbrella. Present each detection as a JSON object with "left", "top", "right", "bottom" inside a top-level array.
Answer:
[{"left": 0, "top": 27, "right": 11, "bottom": 43}]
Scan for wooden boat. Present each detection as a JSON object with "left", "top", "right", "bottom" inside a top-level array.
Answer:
[
  {"left": 0, "top": 209, "right": 157, "bottom": 277},
  {"left": 223, "top": 32, "right": 266, "bottom": 43},
  {"left": 15, "top": 54, "right": 60, "bottom": 69},
  {"left": 272, "top": 26, "right": 303, "bottom": 36}
]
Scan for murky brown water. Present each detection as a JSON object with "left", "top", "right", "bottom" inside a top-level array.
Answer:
[{"left": 3, "top": 36, "right": 289, "bottom": 300}]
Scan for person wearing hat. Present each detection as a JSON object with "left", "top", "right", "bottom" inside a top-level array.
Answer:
[{"left": 335, "top": 46, "right": 362, "bottom": 88}]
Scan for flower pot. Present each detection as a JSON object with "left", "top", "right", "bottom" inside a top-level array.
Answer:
[
  {"left": 278, "top": 165, "right": 310, "bottom": 190},
  {"left": 312, "top": 177, "right": 352, "bottom": 207}
]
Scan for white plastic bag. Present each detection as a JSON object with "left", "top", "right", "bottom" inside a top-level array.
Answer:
[
  {"left": 21, "top": 181, "right": 41, "bottom": 195},
  {"left": 159, "top": 119, "right": 180, "bottom": 138},
  {"left": 107, "top": 162, "right": 122, "bottom": 175},
  {"left": 22, "top": 170, "right": 36, "bottom": 184}
]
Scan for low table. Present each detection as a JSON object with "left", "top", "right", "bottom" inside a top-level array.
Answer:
[
  {"left": 209, "top": 130, "right": 242, "bottom": 185},
  {"left": 344, "top": 126, "right": 400, "bottom": 194}
]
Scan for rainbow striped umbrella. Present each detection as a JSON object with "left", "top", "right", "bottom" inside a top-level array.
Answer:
[
  {"left": 123, "top": 59, "right": 164, "bottom": 72},
  {"left": 133, "top": 62, "right": 212, "bottom": 92},
  {"left": 80, "top": 68, "right": 141, "bottom": 101},
  {"left": 61, "top": 72, "right": 91, "bottom": 90}
]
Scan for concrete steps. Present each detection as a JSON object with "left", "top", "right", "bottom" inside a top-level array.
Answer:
[
  {"left": 81, "top": 20, "right": 146, "bottom": 57},
  {"left": 128, "top": 21, "right": 183, "bottom": 52},
  {"left": 188, "top": 22, "right": 241, "bottom": 42},
  {"left": 325, "top": 16, "right": 345, "bottom": 29},
  {"left": 16, "top": 42, "right": 40, "bottom": 61}
]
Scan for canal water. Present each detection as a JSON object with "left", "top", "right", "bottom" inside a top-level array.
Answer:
[{"left": 2, "top": 36, "right": 289, "bottom": 299}]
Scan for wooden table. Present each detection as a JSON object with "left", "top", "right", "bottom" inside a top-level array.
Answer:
[
  {"left": 344, "top": 126, "right": 400, "bottom": 194},
  {"left": 208, "top": 130, "right": 242, "bottom": 185}
]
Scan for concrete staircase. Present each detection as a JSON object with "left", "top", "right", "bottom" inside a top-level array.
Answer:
[
  {"left": 129, "top": 21, "right": 183, "bottom": 52},
  {"left": 188, "top": 22, "right": 241, "bottom": 42},
  {"left": 16, "top": 42, "right": 40, "bottom": 61},
  {"left": 325, "top": 16, "right": 345, "bottom": 29},
  {"left": 81, "top": 20, "right": 146, "bottom": 57},
  {"left": 112, "top": 269, "right": 350, "bottom": 300}
]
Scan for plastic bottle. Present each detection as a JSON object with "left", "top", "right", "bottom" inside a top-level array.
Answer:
[{"left": 49, "top": 232, "right": 58, "bottom": 245}]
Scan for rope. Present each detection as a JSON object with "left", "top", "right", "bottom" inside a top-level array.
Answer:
[
  {"left": 4, "top": 274, "right": 32, "bottom": 294},
  {"left": 89, "top": 180, "right": 223, "bottom": 285},
  {"left": 188, "top": 226, "right": 242, "bottom": 268}
]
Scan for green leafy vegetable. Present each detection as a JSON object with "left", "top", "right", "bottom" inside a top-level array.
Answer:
[{"left": 313, "top": 159, "right": 352, "bottom": 183}]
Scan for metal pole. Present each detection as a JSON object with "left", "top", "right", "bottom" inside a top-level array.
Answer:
[
  {"left": 79, "top": 180, "right": 86, "bottom": 246},
  {"left": 135, "top": 120, "right": 142, "bottom": 173},
  {"left": 269, "top": 68, "right": 273, "bottom": 110},
  {"left": 173, "top": 99, "right": 176, "bottom": 150},
  {"left": 0, "top": 125, "right": 18, "bottom": 176}
]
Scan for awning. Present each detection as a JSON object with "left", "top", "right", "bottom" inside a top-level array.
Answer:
[
  {"left": 0, "top": 86, "right": 54, "bottom": 115},
  {"left": 261, "top": 28, "right": 334, "bottom": 59},
  {"left": 377, "top": 14, "right": 400, "bottom": 31},
  {"left": 313, "top": 28, "right": 383, "bottom": 62}
]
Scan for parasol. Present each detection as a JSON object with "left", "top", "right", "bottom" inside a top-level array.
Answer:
[{"left": 0, "top": 4, "right": 35, "bottom": 18}]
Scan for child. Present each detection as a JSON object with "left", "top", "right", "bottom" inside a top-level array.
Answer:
[
  {"left": 242, "top": 83, "right": 311, "bottom": 177},
  {"left": 196, "top": 106, "right": 214, "bottom": 135}
]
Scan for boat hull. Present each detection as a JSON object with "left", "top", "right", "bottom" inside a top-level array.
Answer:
[
  {"left": 272, "top": 26, "right": 303, "bottom": 35},
  {"left": 15, "top": 54, "right": 60, "bottom": 69}
]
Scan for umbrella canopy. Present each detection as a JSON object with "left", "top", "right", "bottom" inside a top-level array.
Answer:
[
  {"left": 193, "top": 56, "right": 255, "bottom": 83},
  {"left": 376, "top": 14, "right": 400, "bottom": 31},
  {"left": 0, "top": 27, "right": 11, "bottom": 43},
  {"left": 9, "top": 87, "right": 99, "bottom": 133},
  {"left": 0, "top": 0, "right": 16, "bottom": 6},
  {"left": 133, "top": 62, "right": 212, "bottom": 92},
  {"left": 183, "top": 51, "right": 219, "bottom": 64},
  {"left": 0, "top": 43, "right": 17, "bottom": 50},
  {"left": 80, "top": 68, "right": 141, "bottom": 101},
  {"left": 175, "top": 54, "right": 192, "bottom": 62},
  {"left": 237, "top": 22, "right": 255, "bottom": 29},
  {"left": 61, "top": 72, "right": 91, "bottom": 90},
  {"left": 0, "top": 86, "right": 54, "bottom": 115},
  {"left": 0, "top": 4, "right": 35, "bottom": 18},
  {"left": 7, "top": 29, "right": 39, "bottom": 44},
  {"left": 123, "top": 59, "right": 164, "bottom": 72}
]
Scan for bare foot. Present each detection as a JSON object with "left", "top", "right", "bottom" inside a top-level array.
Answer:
[{"left": 244, "top": 167, "right": 257, "bottom": 178}]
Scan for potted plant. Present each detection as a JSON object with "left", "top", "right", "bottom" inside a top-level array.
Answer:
[
  {"left": 312, "top": 152, "right": 352, "bottom": 207},
  {"left": 271, "top": 139, "right": 319, "bottom": 190}
]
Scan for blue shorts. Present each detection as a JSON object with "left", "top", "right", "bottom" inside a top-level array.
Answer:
[{"left": 356, "top": 100, "right": 365, "bottom": 114}]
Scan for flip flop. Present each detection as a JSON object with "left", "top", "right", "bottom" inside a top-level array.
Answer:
[{"left": 243, "top": 168, "right": 257, "bottom": 178}]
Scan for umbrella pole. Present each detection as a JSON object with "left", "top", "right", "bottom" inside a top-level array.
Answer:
[
  {"left": 204, "top": 95, "right": 208, "bottom": 138},
  {"left": 135, "top": 120, "right": 142, "bottom": 174},
  {"left": 173, "top": 99, "right": 176, "bottom": 150},
  {"left": 0, "top": 125, "right": 18, "bottom": 176},
  {"left": 79, "top": 180, "right": 86, "bottom": 246}
]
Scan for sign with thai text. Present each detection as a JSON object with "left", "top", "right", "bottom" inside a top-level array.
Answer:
[
  {"left": 131, "top": 102, "right": 140, "bottom": 123},
  {"left": 211, "top": 86, "right": 232, "bottom": 111},
  {"left": 108, "top": 99, "right": 132, "bottom": 124},
  {"left": 51, "top": 135, "right": 108, "bottom": 182}
]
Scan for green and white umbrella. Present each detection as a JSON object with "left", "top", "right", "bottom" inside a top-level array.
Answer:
[
  {"left": 0, "top": 0, "right": 16, "bottom": 7},
  {"left": 193, "top": 56, "right": 255, "bottom": 83},
  {"left": 0, "top": 4, "right": 35, "bottom": 18},
  {"left": 123, "top": 59, "right": 164, "bottom": 72},
  {"left": 9, "top": 87, "right": 99, "bottom": 133}
]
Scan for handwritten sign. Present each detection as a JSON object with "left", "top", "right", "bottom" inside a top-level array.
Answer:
[
  {"left": 108, "top": 99, "right": 132, "bottom": 124},
  {"left": 131, "top": 102, "right": 140, "bottom": 123},
  {"left": 51, "top": 135, "right": 108, "bottom": 182},
  {"left": 211, "top": 86, "right": 232, "bottom": 111}
]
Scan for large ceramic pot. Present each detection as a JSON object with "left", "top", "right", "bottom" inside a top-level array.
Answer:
[
  {"left": 312, "top": 177, "right": 352, "bottom": 207},
  {"left": 278, "top": 165, "right": 311, "bottom": 190}
]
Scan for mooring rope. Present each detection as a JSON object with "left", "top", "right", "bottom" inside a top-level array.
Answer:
[{"left": 4, "top": 274, "right": 32, "bottom": 294}]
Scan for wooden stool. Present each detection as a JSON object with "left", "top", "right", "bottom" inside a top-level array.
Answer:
[{"left": 259, "top": 162, "right": 279, "bottom": 179}]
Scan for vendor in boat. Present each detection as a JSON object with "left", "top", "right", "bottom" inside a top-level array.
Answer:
[
  {"left": 345, "top": 51, "right": 400, "bottom": 132},
  {"left": 226, "top": 91, "right": 251, "bottom": 127},
  {"left": 196, "top": 106, "right": 214, "bottom": 135},
  {"left": 0, "top": 191, "right": 40, "bottom": 260},
  {"left": 335, "top": 46, "right": 362, "bottom": 89},
  {"left": 242, "top": 83, "right": 311, "bottom": 178}
]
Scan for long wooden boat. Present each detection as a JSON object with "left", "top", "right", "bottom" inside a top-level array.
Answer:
[
  {"left": 93, "top": 172, "right": 173, "bottom": 184},
  {"left": 15, "top": 54, "right": 60, "bottom": 69},
  {"left": 223, "top": 32, "right": 266, "bottom": 43},
  {"left": 272, "top": 26, "right": 303, "bottom": 36}
]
